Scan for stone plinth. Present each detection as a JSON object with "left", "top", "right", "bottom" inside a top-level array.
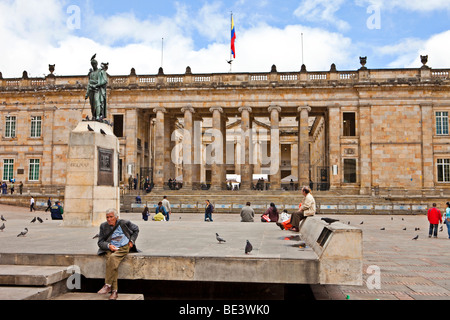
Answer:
[{"left": 63, "top": 121, "right": 120, "bottom": 227}]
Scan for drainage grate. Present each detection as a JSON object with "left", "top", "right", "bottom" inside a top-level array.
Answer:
[{"left": 317, "top": 227, "right": 333, "bottom": 247}]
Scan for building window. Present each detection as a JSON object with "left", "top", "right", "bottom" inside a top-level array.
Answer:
[
  {"left": 5, "top": 116, "right": 16, "bottom": 138},
  {"left": 437, "top": 159, "right": 450, "bottom": 182},
  {"left": 436, "top": 112, "right": 449, "bottom": 135},
  {"left": 3, "top": 159, "right": 14, "bottom": 181},
  {"left": 343, "top": 159, "right": 357, "bottom": 183},
  {"left": 343, "top": 112, "right": 356, "bottom": 136},
  {"left": 113, "top": 115, "right": 124, "bottom": 137},
  {"left": 29, "top": 159, "right": 40, "bottom": 181},
  {"left": 30, "top": 116, "right": 42, "bottom": 138}
]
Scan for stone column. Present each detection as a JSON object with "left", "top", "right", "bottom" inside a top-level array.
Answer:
[
  {"left": 298, "top": 106, "right": 311, "bottom": 188},
  {"left": 153, "top": 107, "right": 166, "bottom": 190},
  {"left": 239, "top": 107, "right": 253, "bottom": 190},
  {"left": 210, "top": 107, "right": 227, "bottom": 190},
  {"left": 268, "top": 105, "right": 281, "bottom": 190},
  {"left": 328, "top": 104, "right": 341, "bottom": 190},
  {"left": 181, "top": 106, "right": 195, "bottom": 189},
  {"left": 359, "top": 104, "right": 372, "bottom": 195}
]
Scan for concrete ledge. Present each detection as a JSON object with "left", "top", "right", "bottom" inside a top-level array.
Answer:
[{"left": 299, "top": 217, "right": 363, "bottom": 286}]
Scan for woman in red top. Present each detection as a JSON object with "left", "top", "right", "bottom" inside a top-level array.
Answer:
[{"left": 427, "top": 203, "right": 442, "bottom": 238}]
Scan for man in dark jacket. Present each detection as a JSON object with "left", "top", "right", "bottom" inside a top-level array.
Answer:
[
  {"left": 50, "top": 201, "right": 64, "bottom": 220},
  {"left": 97, "top": 208, "right": 139, "bottom": 300}
]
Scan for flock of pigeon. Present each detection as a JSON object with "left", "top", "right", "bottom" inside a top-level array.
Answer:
[
  {"left": 215, "top": 233, "right": 253, "bottom": 255},
  {"left": 321, "top": 216, "right": 422, "bottom": 240},
  {"left": 0, "top": 214, "right": 45, "bottom": 237}
]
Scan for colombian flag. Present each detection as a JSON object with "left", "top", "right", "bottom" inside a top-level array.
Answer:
[{"left": 231, "top": 15, "right": 236, "bottom": 59}]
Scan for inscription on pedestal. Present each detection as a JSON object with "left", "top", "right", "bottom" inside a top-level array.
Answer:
[{"left": 98, "top": 147, "right": 114, "bottom": 186}]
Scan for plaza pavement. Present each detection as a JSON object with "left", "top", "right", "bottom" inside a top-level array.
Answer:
[{"left": 0, "top": 203, "right": 448, "bottom": 300}]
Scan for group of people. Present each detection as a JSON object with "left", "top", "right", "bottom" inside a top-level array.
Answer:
[
  {"left": 427, "top": 202, "right": 450, "bottom": 239},
  {"left": 239, "top": 186, "right": 316, "bottom": 232},
  {"left": 142, "top": 195, "right": 172, "bottom": 221},
  {"left": 1, "top": 181, "right": 23, "bottom": 195}
]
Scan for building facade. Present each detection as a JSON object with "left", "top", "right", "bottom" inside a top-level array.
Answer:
[{"left": 1, "top": 58, "right": 450, "bottom": 195}]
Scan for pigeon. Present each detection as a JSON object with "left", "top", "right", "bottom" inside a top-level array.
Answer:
[
  {"left": 92, "top": 234, "right": 99, "bottom": 239},
  {"left": 100, "top": 129, "right": 107, "bottom": 135},
  {"left": 403, "top": 227, "right": 407, "bottom": 231},
  {"left": 245, "top": 240, "right": 253, "bottom": 255},
  {"left": 226, "top": 59, "right": 233, "bottom": 65},
  {"left": 440, "top": 225, "right": 443, "bottom": 232},
  {"left": 0, "top": 223, "right": 5, "bottom": 232},
  {"left": 30, "top": 217, "right": 36, "bottom": 223},
  {"left": 360, "top": 221, "right": 364, "bottom": 225},
  {"left": 412, "top": 235, "right": 419, "bottom": 240},
  {"left": 1, "top": 215, "right": 6, "bottom": 222},
  {"left": 216, "top": 233, "right": 226, "bottom": 244},
  {"left": 321, "top": 218, "right": 339, "bottom": 224},
  {"left": 87, "top": 124, "right": 94, "bottom": 132},
  {"left": 380, "top": 227, "right": 385, "bottom": 230},
  {"left": 37, "top": 217, "right": 43, "bottom": 223},
  {"left": 91, "top": 53, "right": 97, "bottom": 61},
  {"left": 85, "top": 115, "right": 90, "bottom": 121},
  {"left": 415, "top": 227, "right": 421, "bottom": 231},
  {"left": 17, "top": 228, "right": 28, "bottom": 237}
]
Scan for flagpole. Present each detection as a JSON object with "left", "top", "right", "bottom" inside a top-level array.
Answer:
[
  {"left": 301, "top": 33, "right": 304, "bottom": 66},
  {"left": 230, "top": 12, "right": 233, "bottom": 73},
  {"left": 161, "top": 37, "right": 164, "bottom": 69}
]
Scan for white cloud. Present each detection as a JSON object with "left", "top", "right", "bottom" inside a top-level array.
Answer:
[
  {"left": 374, "top": 31, "right": 450, "bottom": 68},
  {"left": 294, "top": 0, "right": 350, "bottom": 32},
  {"left": 0, "top": 0, "right": 356, "bottom": 77}
]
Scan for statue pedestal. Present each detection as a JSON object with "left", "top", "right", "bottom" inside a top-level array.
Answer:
[{"left": 62, "top": 121, "right": 120, "bottom": 227}]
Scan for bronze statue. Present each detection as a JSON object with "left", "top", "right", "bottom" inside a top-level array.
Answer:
[{"left": 85, "top": 54, "right": 108, "bottom": 120}]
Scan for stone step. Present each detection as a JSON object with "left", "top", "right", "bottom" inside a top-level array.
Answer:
[
  {"left": 0, "top": 265, "right": 69, "bottom": 286},
  {"left": 0, "top": 286, "right": 53, "bottom": 300},
  {"left": 51, "top": 292, "right": 144, "bottom": 300}
]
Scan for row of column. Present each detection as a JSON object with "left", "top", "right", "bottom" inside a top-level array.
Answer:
[{"left": 152, "top": 105, "right": 311, "bottom": 191}]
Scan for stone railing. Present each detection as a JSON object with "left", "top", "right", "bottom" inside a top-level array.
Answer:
[{"left": 1, "top": 66, "right": 449, "bottom": 91}]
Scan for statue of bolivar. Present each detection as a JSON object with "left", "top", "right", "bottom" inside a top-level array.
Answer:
[{"left": 85, "top": 54, "right": 108, "bottom": 120}]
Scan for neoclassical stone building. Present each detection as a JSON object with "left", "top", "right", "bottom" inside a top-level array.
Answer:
[{"left": 1, "top": 57, "right": 450, "bottom": 195}]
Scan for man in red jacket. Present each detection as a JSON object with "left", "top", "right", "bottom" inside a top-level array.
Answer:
[{"left": 427, "top": 203, "right": 442, "bottom": 238}]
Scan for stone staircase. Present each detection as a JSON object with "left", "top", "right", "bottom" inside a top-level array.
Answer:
[
  {"left": 121, "top": 189, "right": 432, "bottom": 215},
  {"left": 0, "top": 264, "right": 143, "bottom": 300}
]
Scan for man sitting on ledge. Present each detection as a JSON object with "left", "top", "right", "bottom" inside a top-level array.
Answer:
[
  {"left": 97, "top": 208, "right": 139, "bottom": 300},
  {"left": 288, "top": 186, "right": 316, "bottom": 232}
]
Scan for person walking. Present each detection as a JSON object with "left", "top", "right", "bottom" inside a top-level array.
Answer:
[
  {"left": 205, "top": 200, "right": 214, "bottom": 222},
  {"left": 97, "top": 208, "right": 139, "bottom": 300},
  {"left": 30, "top": 196, "right": 36, "bottom": 212},
  {"left": 427, "top": 203, "right": 442, "bottom": 238},
  {"left": 162, "top": 196, "right": 171, "bottom": 221},
  {"left": 443, "top": 202, "right": 450, "bottom": 239},
  {"left": 45, "top": 197, "right": 52, "bottom": 212}
]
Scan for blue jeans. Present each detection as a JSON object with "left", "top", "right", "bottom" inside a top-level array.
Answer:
[
  {"left": 205, "top": 213, "right": 213, "bottom": 222},
  {"left": 445, "top": 220, "right": 450, "bottom": 238},
  {"left": 429, "top": 224, "right": 438, "bottom": 237}
]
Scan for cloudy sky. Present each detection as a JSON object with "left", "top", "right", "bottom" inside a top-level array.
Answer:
[{"left": 1, "top": 0, "right": 450, "bottom": 78}]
